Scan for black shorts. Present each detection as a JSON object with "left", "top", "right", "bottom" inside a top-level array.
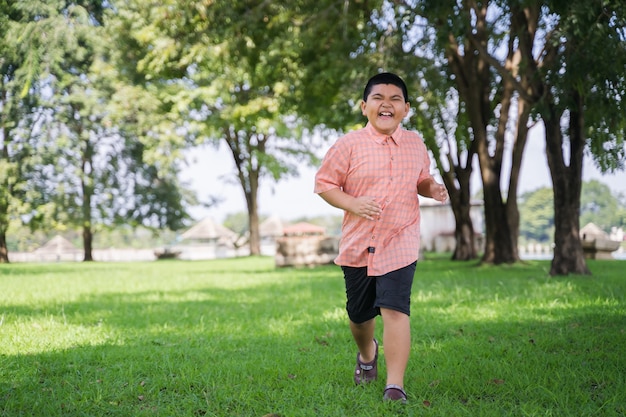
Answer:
[{"left": 341, "top": 262, "right": 416, "bottom": 324}]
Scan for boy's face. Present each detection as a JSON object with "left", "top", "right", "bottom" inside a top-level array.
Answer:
[{"left": 361, "top": 83, "right": 410, "bottom": 136}]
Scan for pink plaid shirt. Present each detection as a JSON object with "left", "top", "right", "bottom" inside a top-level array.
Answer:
[{"left": 314, "top": 123, "right": 434, "bottom": 276}]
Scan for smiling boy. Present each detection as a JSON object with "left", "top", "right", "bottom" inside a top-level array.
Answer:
[{"left": 314, "top": 72, "right": 448, "bottom": 403}]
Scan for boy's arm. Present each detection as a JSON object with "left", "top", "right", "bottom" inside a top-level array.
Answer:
[
  {"left": 318, "top": 188, "right": 382, "bottom": 221},
  {"left": 418, "top": 178, "right": 449, "bottom": 203}
]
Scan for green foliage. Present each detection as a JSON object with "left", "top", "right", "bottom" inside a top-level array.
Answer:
[
  {"left": 3, "top": 0, "right": 625, "bottom": 264},
  {"left": 293, "top": 0, "right": 386, "bottom": 129},
  {"left": 1, "top": 258, "right": 625, "bottom": 415},
  {"left": 107, "top": 1, "right": 356, "bottom": 254},
  {"left": 0, "top": 0, "right": 49, "bottom": 244},
  {"left": 519, "top": 180, "right": 626, "bottom": 242},
  {"left": 110, "top": 0, "right": 320, "bottom": 171},
  {"left": 1, "top": 0, "right": 195, "bottom": 260},
  {"left": 223, "top": 211, "right": 254, "bottom": 236},
  {"left": 519, "top": 187, "right": 555, "bottom": 242},
  {"left": 540, "top": 0, "right": 626, "bottom": 172},
  {"left": 5, "top": 222, "right": 178, "bottom": 252},
  {"left": 580, "top": 180, "right": 625, "bottom": 232}
]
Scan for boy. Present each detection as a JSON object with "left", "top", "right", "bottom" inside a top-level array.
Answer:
[{"left": 314, "top": 72, "right": 448, "bottom": 403}]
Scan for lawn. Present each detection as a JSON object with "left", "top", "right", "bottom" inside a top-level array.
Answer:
[{"left": 1, "top": 256, "right": 625, "bottom": 416}]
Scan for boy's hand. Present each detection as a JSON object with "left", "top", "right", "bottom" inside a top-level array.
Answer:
[
  {"left": 432, "top": 183, "right": 448, "bottom": 203},
  {"left": 318, "top": 188, "right": 381, "bottom": 220},
  {"left": 351, "top": 196, "right": 382, "bottom": 220},
  {"left": 418, "top": 178, "right": 449, "bottom": 203}
]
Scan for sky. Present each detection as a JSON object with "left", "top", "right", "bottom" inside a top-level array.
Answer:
[{"left": 181, "top": 126, "right": 626, "bottom": 223}]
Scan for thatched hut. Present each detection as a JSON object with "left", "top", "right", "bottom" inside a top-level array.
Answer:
[
  {"left": 33, "top": 235, "right": 82, "bottom": 262},
  {"left": 580, "top": 222, "right": 621, "bottom": 260}
]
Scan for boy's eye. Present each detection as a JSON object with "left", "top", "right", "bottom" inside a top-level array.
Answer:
[{"left": 370, "top": 95, "right": 403, "bottom": 102}]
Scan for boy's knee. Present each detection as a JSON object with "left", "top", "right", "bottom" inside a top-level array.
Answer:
[
  {"left": 350, "top": 317, "right": 375, "bottom": 328},
  {"left": 380, "top": 307, "right": 408, "bottom": 320}
]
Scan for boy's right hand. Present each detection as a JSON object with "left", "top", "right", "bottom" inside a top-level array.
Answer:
[
  {"left": 350, "top": 196, "right": 382, "bottom": 220},
  {"left": 318, "top": 189, "right": 381, "bottom": 220}
]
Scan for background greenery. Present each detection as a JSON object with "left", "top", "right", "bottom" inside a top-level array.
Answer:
[
  {"left": 2, "top": 1, "right": 625, "bottom": 268},
  {"left": 1, "top": 257, "right": 625, "bottom": 416},
  {"left": 5, "top": 177, "right": 624, "bottom": 253},
  {"left": 518, "top": 180, "right": 626, "bottom": 245}
]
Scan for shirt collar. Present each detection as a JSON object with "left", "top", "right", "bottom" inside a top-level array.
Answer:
[{"left": 365, "top": 122, "right": 402, "bottom": 145}]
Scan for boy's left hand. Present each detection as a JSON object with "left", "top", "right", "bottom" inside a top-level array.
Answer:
[
  {"left": 433, "top": 183, "right": 448, "bottom": 203},
  {"left": 420, "top": 178, "right": 448, "bottom": 203}
]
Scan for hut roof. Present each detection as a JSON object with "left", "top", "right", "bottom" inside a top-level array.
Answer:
[
  {"left": 180, "top": 217, "right": 237, "bottom": 241},
  {"left": 282, "top": 222, "right": 325, "bottom": 236},
  {"left": 34, "top": 235, "right": 80, "bottom": 254},
  {"left": 260, "top": 215, "right": 284, "bottom": 237},
  {"left": 580, "top": 222, "right": 608, "bottom": 240}
]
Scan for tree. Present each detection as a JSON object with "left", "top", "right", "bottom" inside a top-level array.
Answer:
[
  {"left": 536, "top": 0, "right": 626, "bottom": 275},
  {"left": 396, "top": 0, "right": 544, "bottom": 264},
  {"left": 34, "top": 2, "right": 113, "bottom": 261},
  {"left": 336, "top": 2, "right": 481, "bottom": 260},
  {"left": 519, "top": 187, "right": 554, "bottom": 243},
  {"left": 0, "top": 2, "right": 23, "bottom": 263},
  {"left": 109, "top": 1, "right": 380, "bottom": 256},
  {"left": 2, "top": 1, "right": 194, "bottom": 262},
  {"left": 265, "top": 0, "right": 480, "bottom": 260},
  {"left": 399, "top": 0, "right": 625, "bottom": 274},
  {"left": 0, "top": 0, "right": 56, "bottom": 262},
  {"left": 580, "top": 180, "right": 624, "bottom": 233},
  {"left": 405, "top": 49, "right": 479, "bottom": 260}
]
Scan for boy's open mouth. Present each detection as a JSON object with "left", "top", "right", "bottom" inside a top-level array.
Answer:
[{"left": 379, "top": 111, "right": 393, "bottom": 117}]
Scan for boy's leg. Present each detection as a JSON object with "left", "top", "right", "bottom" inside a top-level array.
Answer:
[
  {"left": 380, "top": 308, "right": 410, "bottom": 387},
  {"left": 375, "top": 262, "right": 416, "bottom": 390},
  {"left": 342, "top": 265, "right": 380, "bottom": 383},
  {"left": 350, "top": 318, "right": 377, "bottom": 363},
  {"left": 343, "top": 265, "right": 379, "bottom": 362}
]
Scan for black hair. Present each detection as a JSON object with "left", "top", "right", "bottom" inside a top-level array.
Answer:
[{"left": 363, "top": 72, "right": 409, "bottom": 103}]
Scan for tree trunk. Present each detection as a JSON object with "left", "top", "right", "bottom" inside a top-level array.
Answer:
[
  {"left": 481, "top": 177, "right": 518, "bottom": 264},
  {"left": 473, "top": 93, "right": 520, "bottom": 265},
  {"left": 543, "top": 93, "right": 590, "bottom": 276},
  {"left": 442, "top": 162, "right": 477, "bottom": 260},
  {"left": 226, "top": 129, "right": 264, "bottom": 257},
  {"left": 445, "top": 4, "right": 522, "bottom": 265},
  {"left": 452, "top": 207, "right": 477, "bottom": 260},
  {"left": 83, "top": 225, "right": 94, "bottom": 262},
  {"left": 246, "top": 180, "right": 261, "bottom": 256},
  {"left": 0, "top": 230, "right": 8, "bottom": 263},
  {"left": 1, "top": 127, "right": 10, "bottom": 263},
  {"left": 81, "top": 149, "right": 94, "bottom": 262},
  {"left": 503, "top": 99, "right": 532, "bottom": 262}
]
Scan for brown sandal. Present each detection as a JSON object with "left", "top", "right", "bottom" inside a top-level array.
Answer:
[
  {"left": 383, "top": 384, "right": 407, "bottom": 403},
  {"left": 354, "top": 338, "right": 378, "bottom": 385}
]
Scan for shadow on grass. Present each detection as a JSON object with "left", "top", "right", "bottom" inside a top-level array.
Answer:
[{"left": 2, "top": 259, "right": 626, "bottom": 416}]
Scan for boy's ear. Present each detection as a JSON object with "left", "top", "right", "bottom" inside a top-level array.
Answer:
[{"left": 360, "top": 100, "right": 367, "bottom": 115}]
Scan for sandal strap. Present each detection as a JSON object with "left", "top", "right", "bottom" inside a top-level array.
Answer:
[
  {"left": 384, "top": 384, "right": 407, "bottom": 396},
  {"left": 358, "top": 362, "right": 375, "bottom": 371},
  {"left": 357, "top": 339, "right": 378, "bottom": 370}
]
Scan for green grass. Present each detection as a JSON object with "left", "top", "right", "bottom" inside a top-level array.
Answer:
[{"left": 1, "top": 257, "right": 625, "bottom": 416}]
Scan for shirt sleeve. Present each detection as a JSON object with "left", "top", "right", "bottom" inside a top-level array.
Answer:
[{"left": 314, "top": 139, "right": 350, "bottom": 194}]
